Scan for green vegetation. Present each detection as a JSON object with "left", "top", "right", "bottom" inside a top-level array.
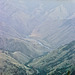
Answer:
[{"left": 29, "top": 41, "right": 75, "bottom": 75}]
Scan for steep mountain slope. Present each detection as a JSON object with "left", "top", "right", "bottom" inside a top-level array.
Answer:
[
  {"left": 30, "top": 5, "right": 68, "bottom": 37},
  {"left": 0, "top": 0, "right": 75, "bottom": 50},
  {"left": 0, "top": 37, "right": 50, "bottom": 64},
  {"left": 0, "top": 0, "right": 46, "bottom": 37},
  {"left": 0, "top": 22, "right": 22, "bottom": 38},
  {"left": 28, "top": 41, "right": 75, "bottom": 75},
  {"left": 31, "top": 17, "right": 75, "bottom": 49},
  {"left": 0, "top": 0, "right": 75, "bottom": 74},
  {"left": 0, "top": 0, "right": 31, "bottom": 37},
  {"left": 0, "top": 50, "right": 38, "bottom": 75},
  {"left": 45, "top": 18, "right": 75, "bottom": 48},
  {"left": 29, "top": 5, "right": 75, "bottom": 49}
]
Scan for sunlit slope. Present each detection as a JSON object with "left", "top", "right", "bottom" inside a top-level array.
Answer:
[
  {"left": 29, "top": 41, "right": 75, "bottom": 75},
  {"left": 0, "top": 50, "right": 38, "bottom": 75}
]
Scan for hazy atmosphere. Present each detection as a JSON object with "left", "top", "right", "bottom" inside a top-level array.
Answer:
[{"left": 0, "top": 0, "right": 75, "bottom": 75}]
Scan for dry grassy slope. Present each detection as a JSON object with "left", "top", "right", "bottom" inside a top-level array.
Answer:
[
  {"left": 0, "top": 50, "right": 37, "bottom": 75},
  {"left": 28, "top": 41, "right": 75, "bottom": 75},
  {"left": 0, "top": 37, "right": 50, "bottom": 64}
]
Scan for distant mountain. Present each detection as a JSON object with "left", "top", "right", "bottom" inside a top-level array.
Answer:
[
  {"left": 29, "top": 5, "right": 75, "bottom": 50},
  {"left": 31, "top": 5, "right": 68, "bottom": 34},
  {"left": 69, "top": 13, "right": 75, "bottom": 19},
  {"left": 28, "top": 41, "right": 75, "bottom": 75},
  {"left": 0, "top": 22, "right": 22, "bottom": 38},
  {"left": 0, "top": 0, "right": 75, "bottom": 49},
  {"left": 0, "top": 0, "right": 36, "bottom": 37}
]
